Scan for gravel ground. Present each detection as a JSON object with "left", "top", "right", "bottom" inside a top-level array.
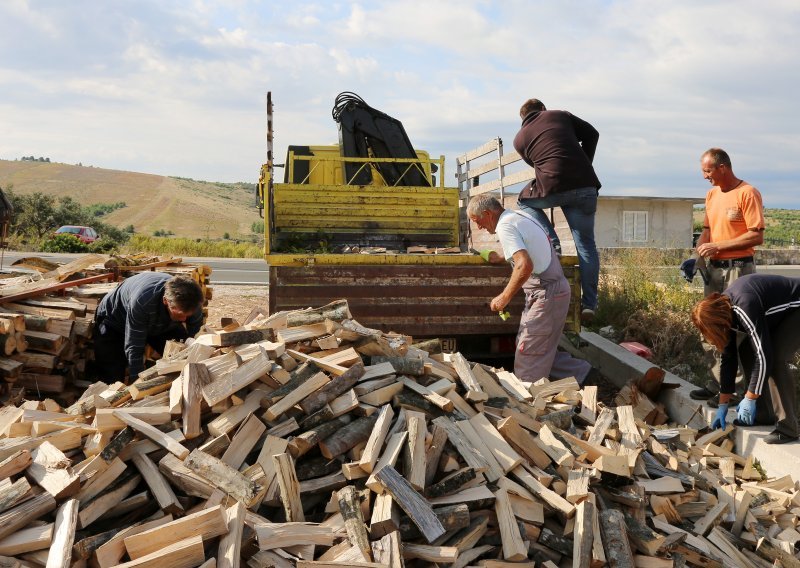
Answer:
[{"left": 206, "top": 285, "right": 269, "bottom": 327}]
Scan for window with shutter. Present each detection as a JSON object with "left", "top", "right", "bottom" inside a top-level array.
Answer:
[{"left": 622, "top": 211, "right": 648, "bottom": 242}]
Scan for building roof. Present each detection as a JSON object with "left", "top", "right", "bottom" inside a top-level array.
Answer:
[{"left": 599, "top": 195, "right": 705, "bottom": 204}]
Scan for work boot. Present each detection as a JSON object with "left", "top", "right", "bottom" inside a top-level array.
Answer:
[
  {"left": 581, "top": 308, "right": 595, "bottom": 325},
  {"left": 689, "top": 380, "right": 720, "bottom": 401}
]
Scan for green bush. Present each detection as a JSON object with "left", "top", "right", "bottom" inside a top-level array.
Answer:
[
  {"left": 88, "top": 238, "right": 119, "bottom": 254},
  {"left": 41, "top": 234, "right": 90, "bottom": 253}
]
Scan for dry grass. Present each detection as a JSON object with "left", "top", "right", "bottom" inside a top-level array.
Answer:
[
  {"left": 593, "top": 248, "right": 708, "bottom": 383},
  {"left": 0, "top": 160, "right": 262, "bottom": 240}
]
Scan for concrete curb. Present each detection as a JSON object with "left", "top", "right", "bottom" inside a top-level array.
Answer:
[{"left": 575, "top": 331, "right": 800, "bottom": 481}]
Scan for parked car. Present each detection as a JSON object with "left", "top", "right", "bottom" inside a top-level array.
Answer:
[{"left": 54, "top": 225, "right": 99, "bottom": 244}]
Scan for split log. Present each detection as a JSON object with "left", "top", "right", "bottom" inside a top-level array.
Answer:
[
  {"left": 45, "top": 499, "right": 79, "bottom": 568},
  {"left": 374, "top": 465, "right": 445, "bottom": 543},
  {"left": 131, "top": 452, "right": 183, "bottom": 514},
  {"left": 273, "top": 452, "right": 304, "bottom": 522},
  {"left": 288, "top": 416, "right": 350, "bottom": 458},
  {"left": 370, "top": 356, "right": 425, "bottom": 377},
  {"left": 450, "top": 352, "right": 488, "bottom": 402},
  {"left": 218, "top": 501, "right": 245, "bottom": 568},
  {"left": 113, "top": 410, "right": 190, "bottom": 459},
  {"left": 338, "top": 485, "right": 372, "bottom": 562},
  {"left": 599, "top": 509, "right": 636, "bottom": 568},
  {"left": 319, "top": 415, "right": 378, "bottom": 460},
  {"left": 299, "top": 362, "right": 365, "bottom": 415},
  {"left": 184, "top": 449, "right": 259, "bottom": 507},
  {"left": 572, "top": 500, "right": 594, "bottom": 568},
  {"left": 286, "top": 300, "right": 351, "bottom": 328}
]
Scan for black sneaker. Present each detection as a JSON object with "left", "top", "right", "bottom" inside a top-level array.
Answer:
[
  {"left": 764, "top": 431, "right": 799, "bottom": 445},
  {"left": 689, "top": 387, "right": 716, "bottom": 401}
]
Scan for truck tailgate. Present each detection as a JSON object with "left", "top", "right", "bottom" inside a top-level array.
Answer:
[{"left": 268, "top": 258, "right": 580, "bottom": 339}]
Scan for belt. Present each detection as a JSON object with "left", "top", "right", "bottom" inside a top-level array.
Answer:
[{"left": 709, "top": 256, "right": 754, "bottom": 268}]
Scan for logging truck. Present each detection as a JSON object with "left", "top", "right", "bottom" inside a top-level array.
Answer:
[{"left": 257, "top": 92, "right": 579, "bottom": 359}]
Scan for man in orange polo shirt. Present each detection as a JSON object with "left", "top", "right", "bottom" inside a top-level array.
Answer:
[{"left": 689, "top": 147, "right": 765, "bottom": 405}]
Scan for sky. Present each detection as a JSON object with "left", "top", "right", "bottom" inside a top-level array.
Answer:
[{"left": 1, "top": 0, "right": 799, "bottom": 208}]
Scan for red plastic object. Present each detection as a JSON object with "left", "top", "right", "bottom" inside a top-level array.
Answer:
[{"left": 620, "top": 341, "right": 653, "bottom": 360}]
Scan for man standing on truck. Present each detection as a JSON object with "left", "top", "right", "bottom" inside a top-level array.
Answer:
[
  {"left": 469, "top": 194, "right": 591, "bottom": 384},
  {"left": 93, "top": 272, "right": 205, "bottom": 382},
  {"left": 688, "top": 148, "right": 765, "bottom": 405},
  {"left": 513, "top": 98, "right": 601, "bottom": 323}
]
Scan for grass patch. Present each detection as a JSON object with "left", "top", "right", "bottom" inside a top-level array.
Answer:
[
  {"left": 592, "top": 248, "right": 708, "bottom": 384},
  {"left": 122, "top": 235, "right": 263, "bottom": 258}
]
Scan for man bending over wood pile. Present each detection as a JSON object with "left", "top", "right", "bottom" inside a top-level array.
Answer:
[
  {"left": 469, "top": 194, "right": 591, "bottom": 384},
  {"left": 92, "top": 272, "right": 204, "bottom": 381}
]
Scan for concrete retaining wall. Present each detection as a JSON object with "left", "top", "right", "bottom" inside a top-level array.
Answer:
[{"left": 575, "top": 331, "right": 800, "bottom": 481}]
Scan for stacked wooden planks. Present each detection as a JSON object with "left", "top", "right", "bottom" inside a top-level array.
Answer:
[{"left": 0, "top": 297, "right": 797, "bottom": 567}]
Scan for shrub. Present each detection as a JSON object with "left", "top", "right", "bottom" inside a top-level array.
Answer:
[
  {"left": 123, "top": 235, "right": 263, "bottom": 258},
  {"left": 41, "top": 234, "right": 90, "bottom": 253},
  {"left": 593, "top": 247, "right": 708, "bottom": 384},
  {"left": 88, "top": 238, "right": 119, "bottom": 254}
]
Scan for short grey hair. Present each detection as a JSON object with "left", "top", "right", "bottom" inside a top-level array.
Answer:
[{"left": 467, "top": 194, "right": 503, "bottom": 217}]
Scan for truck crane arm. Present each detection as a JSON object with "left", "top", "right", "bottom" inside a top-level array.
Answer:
[{"left": 331, "top": 92, "right": 431, "bottom": 187}]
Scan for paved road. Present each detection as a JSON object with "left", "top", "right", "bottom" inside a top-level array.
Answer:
[
  {"left": 1, "top": 250, "right": 798, "bottom": 285},
  {"left": 0, "top": 252, "right": 270, "bottom": 285}
]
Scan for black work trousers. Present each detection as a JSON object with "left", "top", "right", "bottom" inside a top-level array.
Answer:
[
  {"left": 745, "top": 309, "right": 800, "bottom": 437},
  {"left": 92, "top": 322, "right": 186, "bottom": 382}
]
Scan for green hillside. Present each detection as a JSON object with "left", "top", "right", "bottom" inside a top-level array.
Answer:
[{"left": 0, "top": 159, "right": 262, "bottom": 240}]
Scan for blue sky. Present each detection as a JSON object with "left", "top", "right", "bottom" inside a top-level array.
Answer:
[{"left": 1, "top": 0, "right": 799, "bottom": 207}]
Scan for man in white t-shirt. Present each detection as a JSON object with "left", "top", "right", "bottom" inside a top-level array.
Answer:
[{"left": 468, "top": 194, "right": 591, "bottom": 383}]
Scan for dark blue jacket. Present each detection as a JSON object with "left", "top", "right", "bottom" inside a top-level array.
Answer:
[
  {"left": 721, "top": 274, "right": 800, "bottom": 395},
  {"left": 96, "top": 272, "right": 203, "bottom": 378}
]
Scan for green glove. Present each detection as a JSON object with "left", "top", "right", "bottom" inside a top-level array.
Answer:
[
  {"left": 479, "top": 249, "right": 493, "bottom": 262},
  {"left": 499, "top": 310, "right": 510, "bottom": 321}
]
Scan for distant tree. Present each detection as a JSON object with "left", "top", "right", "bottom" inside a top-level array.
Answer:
[
  {"left": 13, "top": 192, "right": 57, "bottom": 238},
  {"left": 251, "top": 220, "right": 264, "bottom": 234},
  {"left": 223, "top": 232, "right": 230, "bottom": 240},
  {"left": 124, "top": 224, "right": 135, "bottom": 233}
]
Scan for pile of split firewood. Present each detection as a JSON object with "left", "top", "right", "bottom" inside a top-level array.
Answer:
[
  {"left": 0, "top": 254, "right": 212, "bottom": 397},
  {"left": 0, "top": 297, "right": 798, "bottom": 568}
]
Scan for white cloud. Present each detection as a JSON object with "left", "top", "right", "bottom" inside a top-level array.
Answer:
[{"left": 0, "top": 0, "right": 797, "bottom": 208}]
